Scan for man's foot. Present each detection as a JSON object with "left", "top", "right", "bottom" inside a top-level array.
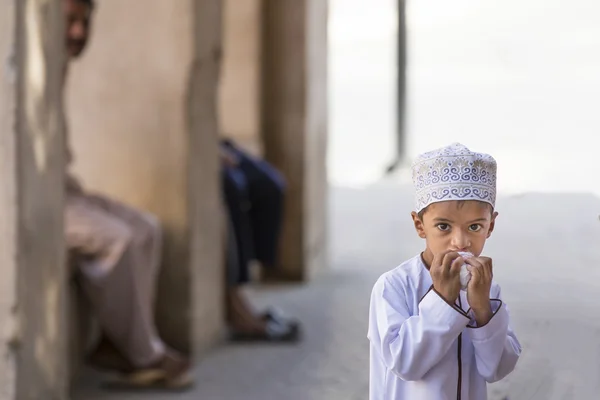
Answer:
[
  {"left": 105, "top": 350, "right": 192, "bottom": 390},
  {"left": 88, "top": 336, "right": 192, "bottom": 390},
  {"left": 226, "top": 287, "right": 302, "bottom": 343},
  {"left": 86, "top": 336, "right": 134, "bottom": 374},
  {"left": 260, "top": 307, "right": 301, "bottom": 330},
  {"left": 229, "top": 317, "right": 301, "bottom": 343}
]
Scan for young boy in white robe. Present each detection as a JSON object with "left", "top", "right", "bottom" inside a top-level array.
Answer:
[{"left": 368, "top": 143, "right": 521, "bottom": 400}]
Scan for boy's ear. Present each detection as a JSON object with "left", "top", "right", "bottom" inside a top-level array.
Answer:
[
  {"left": 487, "top": 211, "right": 499, "bottom": 238},
  {"left": 411, "top": 212, "right": 426, "bottom": 239}
]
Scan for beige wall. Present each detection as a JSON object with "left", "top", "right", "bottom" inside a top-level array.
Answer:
[
  {"left": 219, "top": 0, "right": 263, "bottom": 155},
  {"left": 66, "top": 0, "right": 224, "bottom": 355}
]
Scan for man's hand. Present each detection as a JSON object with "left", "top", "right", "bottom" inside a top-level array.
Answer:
[
  {"left": 220, "top": 147, "right": 239, "bottom": 168},
  {"left": 66, "top": 174, "right": 84, "bottom": 193},
  {"left": 465, "top": 256, "right": 494, "bottom": 326},
  {"left": 430, "top": 251, "right": 464, "bottom": 304}
]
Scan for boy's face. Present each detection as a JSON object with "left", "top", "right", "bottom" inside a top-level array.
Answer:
[{"left": 411, "top": 200, "right": 498, "bottom": 258}]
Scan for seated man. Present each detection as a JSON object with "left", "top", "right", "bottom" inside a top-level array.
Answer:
[
  {"left": 220, "top": 139, "right": 301, "bottom": 342},
  {"left": 64, "top": 0, "right": 189, "bottom": 388}
]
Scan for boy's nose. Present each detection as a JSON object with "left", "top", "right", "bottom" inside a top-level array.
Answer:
[{"left": 450, "top": 231, "right": 470, "bottom": 251}]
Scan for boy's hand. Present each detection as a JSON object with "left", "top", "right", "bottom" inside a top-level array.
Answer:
[
  {"left": 465, "top": 256, "right": 494, "bottom": 325},
  {"left": 430, "top": 251, "right": 464, "bottom": 304}
]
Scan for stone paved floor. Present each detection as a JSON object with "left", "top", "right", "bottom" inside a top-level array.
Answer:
[
  {"left": 74, "top": 270, "right": 373, "bottom": 400},
  {"left": 73, "top": 183, "right": 600, "bottom": 399}
]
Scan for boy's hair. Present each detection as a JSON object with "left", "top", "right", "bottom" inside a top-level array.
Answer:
[{"left": 417, "top": 200, "right": 494, "bottom": 220}]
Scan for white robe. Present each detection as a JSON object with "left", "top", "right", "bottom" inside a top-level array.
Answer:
[{"left": 368, "top": 254, "right": 521, "bottom": 400}]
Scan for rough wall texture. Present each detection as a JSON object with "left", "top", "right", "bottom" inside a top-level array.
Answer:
[
  {"left": 66, "top": 0, "right": 224, "bottom": 354},
  {"left": 189, "top": 0, "right": 225, "bottom": 355},
  {"left": 0, "top": 0, "right": 18, "bottom": 398},
  {"left": 15, "top": 0, "right": 69, "bottom": 398},
  {"left": 261, "top": 0, "right": 329, "bottom": 281}
]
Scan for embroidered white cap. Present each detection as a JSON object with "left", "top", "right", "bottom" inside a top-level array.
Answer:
[{"left": 411, "top": 143, "right": 497, "bottom": 213}]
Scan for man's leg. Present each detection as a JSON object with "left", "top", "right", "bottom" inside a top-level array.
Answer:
[
  {"left": 222, "top": 139, "right": 285, "bottom": 268},
  {"left": 66, "top": 193, "right": 189, "bottom": 382},
  {"left": 66, "top": 193, "right": 165, "bottom": 366},
  {"left": 223, "top": 214, "right": 265, "bottom": 334},
  {"left": 223, "top": 213, "right": 300, "bottom": 342},
  {"left": 221, "top": 172, "right": 265, "bottom": 333},
  {"left": 222, "top": 167, "right": 254, "bottom": 283},
  {"left": 239, "top": 157, "right": 286, "bottom": 268},
  {"left": 76, "top": 194, "right": 166, "bottom": 373},
  {"left": 84, "top": 194, "right": 163, "bottom": 315}
]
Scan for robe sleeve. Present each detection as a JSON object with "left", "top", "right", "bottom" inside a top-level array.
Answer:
[
  {"left": 368, "top": 276, "right": 470, "bottom": 381},
  {"left": 465, "top": 284, "right": 522, "bottom": 383}
]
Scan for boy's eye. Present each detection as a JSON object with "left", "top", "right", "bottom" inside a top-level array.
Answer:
[
  {"left": 469, "top": 224, "right": 482, "bottom": 232},
  {"left": 436, "top": 223, "right": 450, "bottom": 231}
]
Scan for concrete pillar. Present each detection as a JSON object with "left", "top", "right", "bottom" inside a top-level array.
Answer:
[
  {"left": 386, "top": 0, "right": 407, "bottom": 173},
  {"left": 66, "top": 0, "right": 224, "bottom": 355},
  {"left": 396, "top": 0, "right": 407, "bottom": 162},
  {"left": 189, "top": 0, "right": 225, "bottom": 354},
  {"left": 0, "top": 4, "right": 19, "bottom": 398},
  {"left": 1, "top": 0, "right": 69, "bottom": 398},
  {"left": 261, "top": 0, "right": 329, "bottom": 281}
]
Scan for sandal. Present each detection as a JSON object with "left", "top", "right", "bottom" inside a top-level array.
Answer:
[
  {"left": 229, "top": 319, "right": 301, "bottom": 343},
  {"left": 102, "top": 350, "right": 193, "bottom": 391},
  {"left": 86, "top": 336, "right": 135, "bottom": 374},
  {"left": 102, "top": 370, "right": 193, "bottom": 391},
  {"left": 260, "top": 307, "right": 301, "bottom": 330}
]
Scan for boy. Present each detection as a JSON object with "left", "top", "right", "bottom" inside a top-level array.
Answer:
[{"left": 368, "top": 143, "right": 521, "bottom": 399}]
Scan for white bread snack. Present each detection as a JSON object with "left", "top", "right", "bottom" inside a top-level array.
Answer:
[{"left": 457, "top": 251, "right": 474, "bottom": 290}]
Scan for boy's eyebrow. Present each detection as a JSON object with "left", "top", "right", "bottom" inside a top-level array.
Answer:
[
  {"left": 468, "top": 218, "right": 488, "bottom": 223},
  {"left": 432, "top": 217, "right": 488, "bottom": 223},
  {"left": 432, "top": 217, "right": 453, "bottom": 223}
]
